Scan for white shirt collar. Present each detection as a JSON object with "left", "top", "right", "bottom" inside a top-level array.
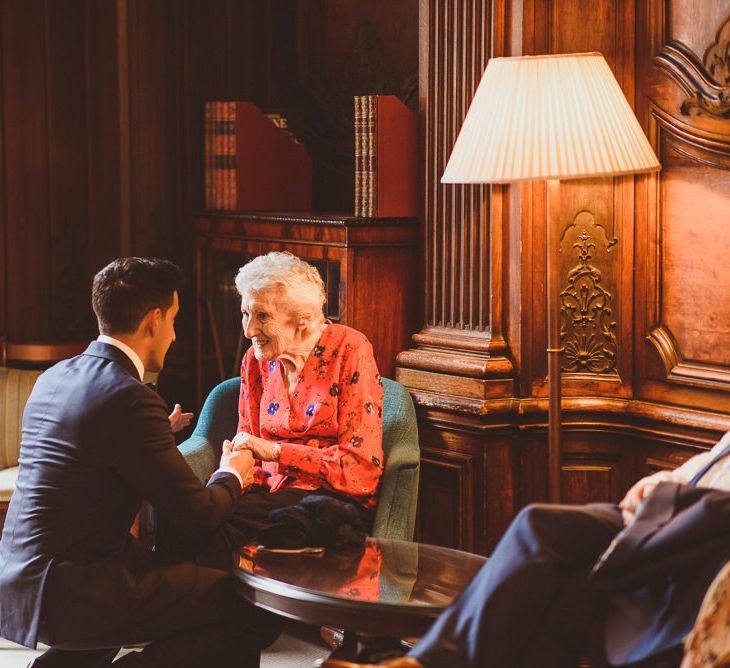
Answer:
[{"left": 97, "top": 334, "right": 145, "bottom": 381}]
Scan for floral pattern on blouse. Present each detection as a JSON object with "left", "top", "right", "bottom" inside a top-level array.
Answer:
[{"left": 237, "top": 323, "right": 384, "bottom": 509}]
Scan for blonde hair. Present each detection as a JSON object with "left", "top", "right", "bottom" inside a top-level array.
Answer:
[{"left": 235, "top": 252, "right": 326, "bottom": 320}]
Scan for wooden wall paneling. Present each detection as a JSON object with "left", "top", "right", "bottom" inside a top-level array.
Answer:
[
  {"left": 415, "top": 438, "right": 476, "bottom": 552},
  {"left": 2, "top": 0, "right": 51, "bottom": 341},
  {"left": 181, "top": 0, "right": 234, "bottom": 215},
  {"left": 637, "top": 0, "right": 730, "bottom": 415},
  {"left": 85, "top": 0, "right": 123, "bottom": 273},
  {"left": 515, "top": 0, "right": 644, "bottom": 506},
  {"left": 292, "top": 1, "right": 418, "bottom": 211},
  {"left": 396, "top": 0, "right": 523, "bottom": 553},
  {"left": 558, "top": 432, "right": 631, "bottom": 505},
  {"left": 116, "top": 0, "right": 132, "bottom": 257},
  {"left": 522, "top": 0, "right": 637, "bottom": 402},
  {"left": 127, "top": 0, "right": 180, "bottom": 261},
  {"left": 262, "top": 1, "right": 299, "bottom": 110},
  {"left": 229, "top": 0, "right": 271, "bottom": 106},
  {"left": 350, "top": 245, "right": 417, "bottom": 378},
  {"left": 45, "top": 0, "right": 91, "bottom": 341}
]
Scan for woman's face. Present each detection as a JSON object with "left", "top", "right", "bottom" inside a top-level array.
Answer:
[{"left": 241, "top": 289, "right": 299, "bottom": 361}]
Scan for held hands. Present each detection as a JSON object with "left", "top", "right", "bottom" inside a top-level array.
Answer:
[
  {"left": 168, "top": 404, "right": 194, "bottom": 433},
  {"left": 220, "top": 439, "right": 255, "bottom": 487},
  {"left": 618, "top": 470, "right": 674, "bottom": 525},
  {"left": 231, "top": 431, "right": 281, "bottom": 462}
]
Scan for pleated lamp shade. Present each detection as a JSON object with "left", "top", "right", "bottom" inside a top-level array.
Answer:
[{"left": 442, "top": 52, "right": 660, "bottom": 184}]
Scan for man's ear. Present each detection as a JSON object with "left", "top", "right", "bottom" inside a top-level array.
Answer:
[{"left": 141, "top": 307, "right": 162, "bottom": 337}]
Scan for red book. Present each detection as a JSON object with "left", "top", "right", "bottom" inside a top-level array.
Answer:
[
  {"left": 370, "top": 95, "right": 418, "bottom": 218},
  {"left": 230, "top": 101, "right": 311, "bottom": 210},
  {"left": 203, "top": 100, "right": 311, "bottom": 211}
]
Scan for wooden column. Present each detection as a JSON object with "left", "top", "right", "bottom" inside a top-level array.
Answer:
[{"left": 396, "top": 0, "right": 518, "bottom": 554}]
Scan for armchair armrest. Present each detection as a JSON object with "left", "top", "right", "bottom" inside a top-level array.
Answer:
[{"left": 178, "top": 434, "right": 216, "bottom": 483}]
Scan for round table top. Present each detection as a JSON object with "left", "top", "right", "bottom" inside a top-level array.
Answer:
[{"left": 231, "top": 537, "right": 486, "bottom": 637}]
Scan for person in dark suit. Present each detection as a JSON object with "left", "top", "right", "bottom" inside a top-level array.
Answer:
[
  {"left": 0, "top": 257, "right": 278, "bottom": 668},
  {"left": 323, "top": 432, "right": 730, "bottom": 668}
]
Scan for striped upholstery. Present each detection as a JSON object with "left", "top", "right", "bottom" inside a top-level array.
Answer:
[
  {"left": 0, "top": 367, "right": 42, "bottom": 469},
  {"left": 0, "top": 466, "right": 19, "bottom": 503}
]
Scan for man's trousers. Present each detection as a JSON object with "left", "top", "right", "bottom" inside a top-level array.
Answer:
[{"left": 409, "top": 503, "right": 630, "bottom": 668}]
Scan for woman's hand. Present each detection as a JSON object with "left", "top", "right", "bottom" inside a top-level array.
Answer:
[
  {"left": 220, "top": 439, "right": 255, "bottom": 486},
  {"left": 232, "top": 431, "right": 281, "bottom": 462}
]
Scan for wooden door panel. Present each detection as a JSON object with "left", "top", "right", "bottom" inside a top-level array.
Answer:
[{"left": 415, "top": 446, "right": 475, "bottom": 552}]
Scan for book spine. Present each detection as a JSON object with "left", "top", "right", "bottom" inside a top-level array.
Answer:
[
  {"left": 363, "top": 96, "right": 369, "bottom": 217},
  {"left": 367, "top": 96, "right": 376, "bottom": 217},
  {"left": 354, "top": 96, "right": 362, "bottom": 216},
  {"left": 204, "top": 102, "right": 210, "bottom": 209},
  {"left": 214, "top": 101, "right": 226, "bottom": 210},
  {"left": 221, "top": 101, "right": 227, "bottom": 210},
  {"left": 227, "top": 101, "right": 236, "bottom": 211}
]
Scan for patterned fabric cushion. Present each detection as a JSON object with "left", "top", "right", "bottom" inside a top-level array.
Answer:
[
  {"left": 682, "top": 559, "right": 730, "bottom": 668},
  {"left": 0, "top": 465, "right": 19, "bottom": 503},
  {"left": 0, "top": 367, "right": 42, "bottom": 469}
]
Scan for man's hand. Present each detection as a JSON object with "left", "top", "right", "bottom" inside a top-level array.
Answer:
[
  {"left": 168, "top": 404, "right": 193, "bottom": 433},
  {"left": 619, "top": 470, "right": 674, "bottom": 525},
  {"left": 220, "top": 439, "right": 255, "bottom": 486},
  {"left": 232, "top": 431, "right": 281, "bottom": 462}
]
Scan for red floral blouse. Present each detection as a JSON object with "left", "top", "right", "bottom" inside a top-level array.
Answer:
[{"left": 237, "top": 323, "right": 384, "bottom": 509}]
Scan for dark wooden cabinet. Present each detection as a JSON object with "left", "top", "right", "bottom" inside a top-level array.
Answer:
[{"left": 194, "top": 211, "right": 418, "bottom": 404}]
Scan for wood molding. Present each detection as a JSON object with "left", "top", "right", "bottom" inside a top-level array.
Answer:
[
  {"left": 654, "top": 31, "right": 730, "bottom": 120},
  {"left": 409, "top": 394, "right": 730, "bottom": 441},
  {"left": 648, "top": 324, "right": 730, "bottom": 390}
]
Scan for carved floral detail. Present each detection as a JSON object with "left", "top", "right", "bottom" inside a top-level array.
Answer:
[
  {"left": 655, "top": 16, "right": 730, "bottom": 119},
  {"left": 559, "top": 231, "right": 617, "bottom": 374}
]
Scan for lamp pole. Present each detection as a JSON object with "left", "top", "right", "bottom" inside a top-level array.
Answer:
[{"left": 546, "top": 178, "right": 562, "bottom": 503}]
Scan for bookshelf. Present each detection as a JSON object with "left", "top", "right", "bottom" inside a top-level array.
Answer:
[{"left": 194, "top": 211, "right": 417, "bottom": 405}]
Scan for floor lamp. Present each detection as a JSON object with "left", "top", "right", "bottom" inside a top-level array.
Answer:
[{"left": 441, "top": 53, "right": 660, "bottom": 502}]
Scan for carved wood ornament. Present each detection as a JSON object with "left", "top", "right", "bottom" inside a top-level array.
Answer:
[
  {"left": 655, "top": 14, "right": 730, "bottom": 119},
  {"left": 559, "top": 213, "right": 618, "bottom": 375}
]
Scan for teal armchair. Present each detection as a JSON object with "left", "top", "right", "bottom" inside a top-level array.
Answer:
[{"left": 178, "top": 377, "right": 420, "bottom": 541}]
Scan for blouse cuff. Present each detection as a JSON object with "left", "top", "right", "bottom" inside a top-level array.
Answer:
[{"left": 279, "top": 442, "right": 323, "bottom": 476}]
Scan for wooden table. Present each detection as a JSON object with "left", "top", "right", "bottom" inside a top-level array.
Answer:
[{"left": 232, "top": 537, "right": 486, "bottom": 662}]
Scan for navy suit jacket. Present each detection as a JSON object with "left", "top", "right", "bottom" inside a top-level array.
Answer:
[
  {"left": 596, "top": 482, "right": 730, "bottom": 664},
  {"left": 0, "top": 341, "right": 241, "bottom": 648}
]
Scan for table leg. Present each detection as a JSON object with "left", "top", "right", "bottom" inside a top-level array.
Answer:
[{"left": 325, "top": 632, "right": 407, "bottom": 664}]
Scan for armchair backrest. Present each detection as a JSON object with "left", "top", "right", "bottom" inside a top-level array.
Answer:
[
  {"left": 0, "top": 338, "right": 86, "bottom": 470},
  {"left": 0, "top": 368, "right": 43, "bottom": 469},
  {"left": 184, "top": 376, "right": 421, "bottom": 540}
]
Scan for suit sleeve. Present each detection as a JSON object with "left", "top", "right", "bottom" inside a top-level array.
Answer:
[{"left": 112, "top": 386, "right": 241, "bottom": 538}]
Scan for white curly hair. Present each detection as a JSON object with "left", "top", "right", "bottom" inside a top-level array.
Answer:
[{"left": 234, "top": 251, "right": 326, "bottom": 320}]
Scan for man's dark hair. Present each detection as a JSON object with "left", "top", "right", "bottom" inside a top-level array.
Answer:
[{"left": 92, "top": 257, "right": 184, "bottom": 334}]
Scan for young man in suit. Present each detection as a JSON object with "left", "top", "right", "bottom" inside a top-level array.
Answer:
[{"left": 0, "top": 257, "right": 278, "bottom": 668}]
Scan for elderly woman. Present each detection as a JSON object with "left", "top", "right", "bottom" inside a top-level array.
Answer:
[{"left": 212, "top": 251, "right": 384, "bottom": 550}]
